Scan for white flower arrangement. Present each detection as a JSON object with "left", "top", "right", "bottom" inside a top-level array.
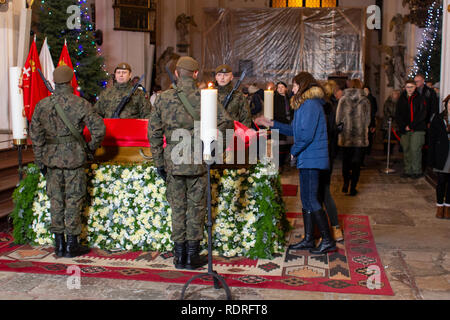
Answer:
[{"left": 27, "top": 163, "right": 287, "bottom": 258}]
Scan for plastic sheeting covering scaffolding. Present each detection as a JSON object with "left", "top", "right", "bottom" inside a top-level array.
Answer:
[{"left": 202, "top": 7, "right": 366, "bottom": 85}]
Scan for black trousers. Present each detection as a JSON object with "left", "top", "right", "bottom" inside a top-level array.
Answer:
[
  {"left": 436, "top": 172, "right": 450, "bottom": 204},
  {"left": 342, "top": 147, "right": 364, "bottom": 189},
  {"left": 318, "top": 169, "right": 339, "bottom": 226}
]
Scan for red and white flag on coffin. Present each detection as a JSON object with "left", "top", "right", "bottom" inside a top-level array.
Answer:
[
  {"left": 22, "top": 36, "right": 51, "bottom": 121},
  {"left": 57, "top": 39, "right": 80, "bottom": 96}
]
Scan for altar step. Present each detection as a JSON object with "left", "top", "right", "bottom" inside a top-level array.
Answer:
[{"left": 0, "top": 147, "right": 34, "bottom": 218}]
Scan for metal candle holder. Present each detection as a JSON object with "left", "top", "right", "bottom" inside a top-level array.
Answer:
[
  {"left": 384, "top": 118, "right": 396, "bottom": 174},
  {"left": 13, "top": 139, "right": 27, "bottom": 181},
  {"left": 180, "top": 141, "right": 232, "bottom": 300}
]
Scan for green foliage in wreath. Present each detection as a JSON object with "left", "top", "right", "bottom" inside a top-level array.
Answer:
[{"left": 11, "top": 163, "right": 41, "bottom": 244}]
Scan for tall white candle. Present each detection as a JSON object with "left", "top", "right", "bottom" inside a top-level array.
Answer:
[
  {"left": 201, "top": 84, "right": 218, "bottom": 160},
  {"left": 264, "top": 89, "right": 274, "bottom": 120},
  {"left": 9, "top": 67, "right": 28, "bottom": 142}
]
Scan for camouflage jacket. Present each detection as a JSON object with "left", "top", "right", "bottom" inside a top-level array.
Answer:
[
  {"left": 148, "top": 77, "right": 234, "bottom": 176},
  {"left": 218, "top": 83, "right": 252, "bottom": 128},
  {"left": 93, "top": 81, "right": 152, "bottom": 119},
  {"left": 30, "top": 84, "right": 106, "bottom": 169}
]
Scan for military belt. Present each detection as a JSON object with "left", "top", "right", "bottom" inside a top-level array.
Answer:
[{"left": 46, "top": 136, "right": 78, "bottom": 144}]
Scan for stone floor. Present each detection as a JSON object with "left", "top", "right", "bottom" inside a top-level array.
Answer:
[{"left": 0, "top": 145, "right": 449, "bottom": 301}]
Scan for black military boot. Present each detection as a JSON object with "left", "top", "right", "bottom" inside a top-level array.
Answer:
[
  {"left": 185, "top": 241, "right": 207, "bottom": 270},
  {"left": 173, "top": 241, "right": 187, "bottom": 269},
  {"left": 54, "top": 233, "right": 66, "bottom": 257},
  {"left": 64, "top": 235, "right": 90, "bottom": 258},
  {"left": 288, "top": 210, "right": 315, "bottom": 250},
  {"left": 309, "top": 209, "right": 337, "bottom": 255}
]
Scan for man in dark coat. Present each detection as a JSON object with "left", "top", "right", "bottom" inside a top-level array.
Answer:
[{"left": 414, "top": 74, "right": 439, "bottom": 123}]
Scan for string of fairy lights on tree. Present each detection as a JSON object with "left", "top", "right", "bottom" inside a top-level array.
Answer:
[
  {"left": 408, "top": 0, "right": 442, "bottom": 81},
  {"left": 76, "top": 0, "right": 108, "bottom": 88}
]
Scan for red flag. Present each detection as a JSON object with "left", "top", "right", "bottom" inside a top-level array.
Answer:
[
  {"left": 57, "top": 40, "right": 80, "bottom": 96},
  {"left": 22, "top": 37, "right": 51, "bottom": 121}
]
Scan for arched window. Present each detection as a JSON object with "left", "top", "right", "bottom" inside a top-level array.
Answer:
[{"left": 271, "top": 0, "right": 338, "bottom": 7}]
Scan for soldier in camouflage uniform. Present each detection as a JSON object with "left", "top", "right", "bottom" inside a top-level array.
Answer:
[
  {"left": 94, "top": 62, "right": 152, "bottom": 119},
  {"left": 30, "top": 66, "right": 106, "bottom": 258},
  {"left": 215, "top": 64, "right": 252, "bottom": 128},
  {"left": 148, "top": 56, "right": 234, "bottom": 270}
]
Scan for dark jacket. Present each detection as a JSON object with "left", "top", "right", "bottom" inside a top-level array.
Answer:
[
  {"left": 249, "top": 89, "right": 264, "bottom": 115},
  {"left": 272, "top": 87, "right": 329, "bottom": 170},
  {"left": 395, "top": 90, "right": 427, "bottom": 135},
  {"left": 429, "top": 111, "right": 450, "bottom": 170},
  {"left": 417, "top": 85, "right": 439, "bottom": 123},
  {"left": 366, "top": 93, "right": 378, "bottom": 128},
  {"left": 274, "top": 92, "right": 293, "bottom": 141},
  {"left": 323, "top": 95, "right": 339, "bottom": 160}
]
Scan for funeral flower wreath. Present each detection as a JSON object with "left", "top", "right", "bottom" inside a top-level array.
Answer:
[{"left": 12, "top": 162, "right": 290, "bottom": 259}]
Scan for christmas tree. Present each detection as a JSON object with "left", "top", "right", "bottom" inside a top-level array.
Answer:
[
  {"left": 409, "top": 1, "right": 442, "bottom": 83},
  {"left": 35, "top": 0, "right": 107, "bottom": 102}
]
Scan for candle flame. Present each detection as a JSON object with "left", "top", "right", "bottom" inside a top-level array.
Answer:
[
  {"left": 267, "top": 86, "right": 273, "bottom": 91},
  {"left": 208, "top": 82, "right": 214, "bottom": 89}
]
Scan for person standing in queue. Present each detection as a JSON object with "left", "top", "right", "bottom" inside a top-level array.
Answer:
[{"left": 255, "top": 72, "right": 336, "bottom": 255}]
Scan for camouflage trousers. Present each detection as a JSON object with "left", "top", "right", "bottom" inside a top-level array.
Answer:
[
  {"left": 46, "top": 167, "right": 86, "bottom": 236},
  {"left": 166, "top": 174, "right": 207, "bottom": 243}
]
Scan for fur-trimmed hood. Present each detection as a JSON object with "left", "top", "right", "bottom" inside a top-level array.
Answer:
[{"left": 291, "top": 86, "right": 325, "bottom": 110}]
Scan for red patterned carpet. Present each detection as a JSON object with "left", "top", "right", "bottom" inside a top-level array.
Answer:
[
  {"left": 282, "top": 184, "right": 298, "bottom": 197},
  {"left": 0, "top": 213, "right": 393, "bottom": 296}
]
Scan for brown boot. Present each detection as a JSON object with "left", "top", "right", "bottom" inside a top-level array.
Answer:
[
  {"left": 445, "top": 206, "right": 450, "bottom": 219},
  {"left": 332, "top": 225, "right": 344, "bottom": 242},
  {"left": 436, "top": 206, "right": 445, "bottom": 219}
]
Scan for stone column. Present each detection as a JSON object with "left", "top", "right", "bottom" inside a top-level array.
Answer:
[
  {"left": 440, "top": 0, "right": 450, "bottom": 106},
  {"left": 381, "top": 0, "right": 412, "bottom": 112}
]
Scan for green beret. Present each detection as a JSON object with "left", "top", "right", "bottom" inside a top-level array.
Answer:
[
  {"left": 176, "top": 56, "right": 199, "bottom": 72},
  {"left": 53, "top": 65, "right": 74, "bottom": 84},
  {"left": 215, "top": 64, "right": 232, "bottom": 74},
  {"left": 115, "top": 62, "right": 132, "bottom": 72}
]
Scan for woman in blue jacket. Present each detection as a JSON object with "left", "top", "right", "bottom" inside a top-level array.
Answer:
[{"left": 256, "top": 72, "right": 336, "bottom": 255}]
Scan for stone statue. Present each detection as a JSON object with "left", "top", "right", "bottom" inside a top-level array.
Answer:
[
  {"left": 389, "top": 14, "right": 409, "bottom": 45},
  {"left": 383, "top": 56, "right": 396, "bottom": 88},
  {"left": 175, "top": 13, "right": 197, "bottom": 53},
  {"left": 392, "top": 45, "right": 406, "bottom": 87},
  {"left": 378, "top": 44, "right": 406, "bottom": 89},
  {"left": 155, "top": 46, "right": 180, "bottom": 90},
  {"left": 372, "top": 63, "right": 381, "bottom": 96}
]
